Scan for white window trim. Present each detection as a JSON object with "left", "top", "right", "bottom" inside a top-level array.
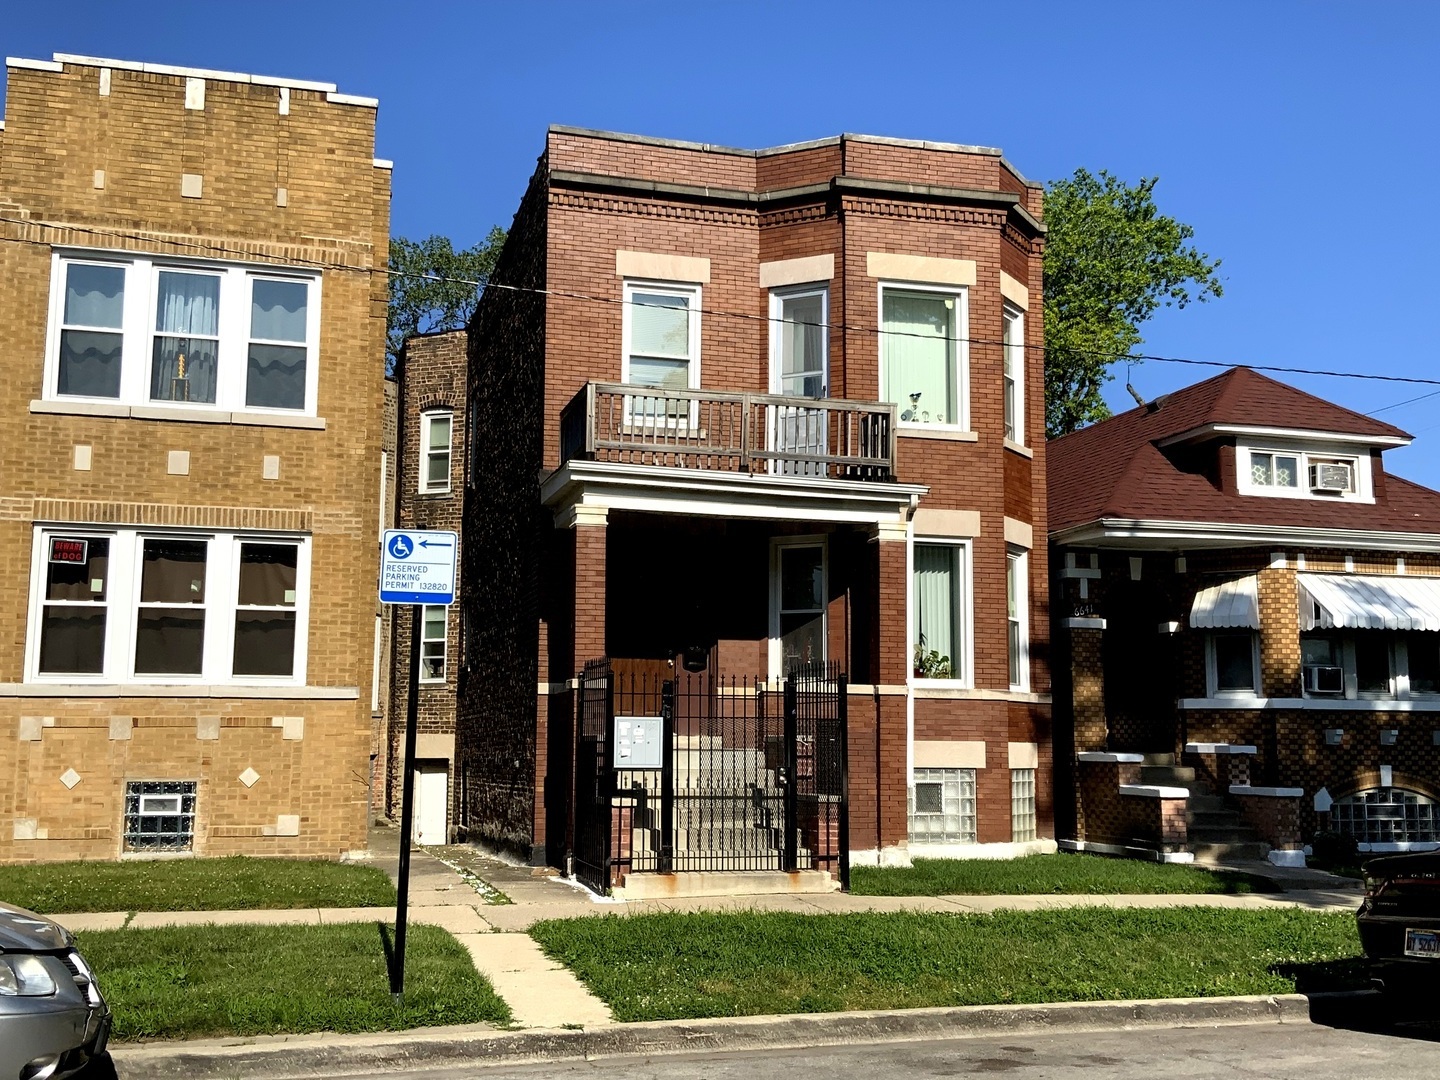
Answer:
[
  {"left": 1205, "top": 631, "right": 1262, "bottom": 698},
  {"left": 1002, "top": 303, "right": 1024, "bottom": 446},
  {"left": 768, "top": 535, "right": 828, "bottom": 682},
  {"left": 419, "top": 410, "right": 453, "bottom": 494},
  {"left": 1007, "top": 546, "right": 1030, "bottom": 692},
  {"left": 621, "top": 279, "right": 702, "bottom": 392},
  {"left": 878, "top": 280, "right": 970, "bottom": 434},
  {"left": 44, "top": 250, "right": 322, "bottom": 417},
  {"left": 768, "top": 284, "right": 829, "bottom": 397},
  {"left": 1236, "top": 438, "right": 1374, "bottom": 503},
  {"left": 25, "top": 526, "right": 311, "bottom": 687},
  {"left": 419, "top": 604, "right": 448, "bottom": 684},
  {"left": 908, "top": 536, "right": 975, "bottom": 689}
]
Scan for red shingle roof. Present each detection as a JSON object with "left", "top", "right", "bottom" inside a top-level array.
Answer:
[{"left": 1048, "top": 367, "right": 1440, "bottom": 536}]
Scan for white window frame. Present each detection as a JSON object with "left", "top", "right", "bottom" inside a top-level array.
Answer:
[
  {"left": 1205, "top": 631, "right": 1262, "bottom": 698},
  {"left": 419, "top": 410, "right": 453, "bottom": 494},
  {"left": 1236, "top": 438, "right": 1373, "bottom": 503},
  {"left": 878, "top": 281, "right": 970, "bottom": 433},
  {"left": 123, "top": 780, "right": 198, "bottom": 853},
  {"left": 25, "top": 526, "right": 310, "bottom": 687},
  {"left": 908, "top": 536, "right": 974, "bottom": 688},
  {"left": 419, "top": 604, "right": 448, "bottom": 684},
  {"left": 621, "top": 280, "right": 702, "bottom": 411},
  {"left": 768, "top": 535, "right": 828, "bottom": 682},
  {"left": 1007, "top": 546, "right": 1030, "bottom": 692},
  {"left": 1299, "top": 632, "right": 1434, "bottom": 701},
  {"left": 768, "top": 284, "right": 829, "bottom": 397},
  {"left": 1002, "top": 303, "right": 1024, "bottom": 446},
  {"left": 44, "top": 250, "right": 322, "bottom": 416}
]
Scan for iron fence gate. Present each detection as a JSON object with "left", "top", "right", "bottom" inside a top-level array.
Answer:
[{"left": 570, "top": 659, "right": 848, "bottom": 894}]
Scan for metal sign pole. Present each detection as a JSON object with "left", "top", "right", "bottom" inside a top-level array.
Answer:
[{"left": 391, "top": 602, "right": 422, "bottom": 1001}]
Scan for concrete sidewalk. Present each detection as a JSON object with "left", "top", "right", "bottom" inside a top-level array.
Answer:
[{"left": 51, "top": 832, "right": 1364, "bottom": 1032}]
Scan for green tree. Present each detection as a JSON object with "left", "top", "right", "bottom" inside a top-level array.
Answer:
[
  {"left": 1042, "top": 169, "right": 1223, "bottom": 437},
  {"left": 386, "top": 228, "right": 506, "bottom": 373}
]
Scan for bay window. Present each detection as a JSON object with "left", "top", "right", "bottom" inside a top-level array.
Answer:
[
  {"left": 46, "top": 253, "right": 320, "bottom": 415},
  {"left": 28, "top": 528, "right": 309, "bottom": 685},
  {"left": 881, "top": 284, "right": 967, "bottom": 430},
  {"left": 1007, "top": 547, "right": 1029, "bottom": 690},
  {"left": 1302, "top": 631, "right": 1440, "bottom": 699},
  {"left": 1002, "top": 304, "right": 1023, "bottom": 444}
]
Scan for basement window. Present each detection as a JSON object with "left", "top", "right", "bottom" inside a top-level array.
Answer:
[
  {"left": 123, "top": 780, "right": 197, "bottom": 852},
  {"left": 910, "top": 767, "right": 976, "bottom": 844}
]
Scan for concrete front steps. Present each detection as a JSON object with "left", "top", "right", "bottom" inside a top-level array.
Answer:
[
  {"left": 1141, "top": 755, "right": 1270, "bottom": 864},
  {"left": 611, "top": 869, "right": 840, "bottom": 900}
]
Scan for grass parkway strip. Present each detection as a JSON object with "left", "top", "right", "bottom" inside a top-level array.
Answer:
[
  {"left": 529, "top": 908, "right": 1361, "bottom": 1023},
  {"left": 848, "top": 854, "right": 1264, "bottom": 896},
  {"left": 0, "top": 855, "right": 396, "bottom": 914},
  {"left": 76, "top": 923, "right": 511, "bottom": 1041}
]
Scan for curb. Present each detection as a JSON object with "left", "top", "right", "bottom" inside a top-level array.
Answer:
[{"left": 110, "top": 994, "right": 1313, "bottom": 1078}]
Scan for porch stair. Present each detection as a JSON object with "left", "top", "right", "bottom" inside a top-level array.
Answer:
[
  {"left": 611, "top": 869, "right": 840, "bottom": 900},
  {"left": 1141, "top": 754, "right": 1269, "bottom": 864}
]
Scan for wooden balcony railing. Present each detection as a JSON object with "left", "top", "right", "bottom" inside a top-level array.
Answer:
[{"left": 560, "top": 382, "right": 897, "bottom": 482}]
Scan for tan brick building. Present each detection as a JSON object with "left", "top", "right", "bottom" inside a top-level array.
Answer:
[
  {"left": 436, "top": 126, "right": 1052, "bottom": 885},
  {"left": 0, "top": 53, "right": 390, "bottom": 862}
]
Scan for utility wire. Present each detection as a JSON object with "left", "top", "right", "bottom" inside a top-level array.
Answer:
[{"left": 4, "top": 214, "right": 1440, "bottom": 388}]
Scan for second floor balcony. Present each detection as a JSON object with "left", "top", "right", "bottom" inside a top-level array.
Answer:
[{"left": 559, "top": 382, "right": 897, "bottom": 483}]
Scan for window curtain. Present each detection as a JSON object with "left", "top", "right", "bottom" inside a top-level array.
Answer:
[
  {"left": 151, "top": 272, "right": 219, "bottom": 403},
  {"left": 883, "top": 292, "right": 955, "bottom": 424},
  {"left": 914, "top": 545, "right": 958, "bottom": 669}
]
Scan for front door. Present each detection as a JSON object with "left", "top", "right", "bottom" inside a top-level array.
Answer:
[
  {"left": 414, "top": 764, "right": 448, "bottom": 845},
  {"left": 769, "top": 286, "right": 829, "bottom": 475}
]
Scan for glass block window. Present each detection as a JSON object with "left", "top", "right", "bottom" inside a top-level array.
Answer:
[
  {"left": 123, "top": 780, "right": 197, "bottom": 852},
  {"left": 1011, "top": 768, "right": 1037, "bottom": 842},
  {"left": 910, "top": 767, "right": 976, "bottom": 844},
  {"left": 1331, "top": 788, "right": 1437, "bottom": 845}
]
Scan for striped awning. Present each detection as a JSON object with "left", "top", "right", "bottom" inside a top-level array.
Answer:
[
  {"left": 1190, "top": 575, "right": 1260, "bottom": 629},
  {"left": 1298, "top": 573, "right": 1440, "bottom": 632}
]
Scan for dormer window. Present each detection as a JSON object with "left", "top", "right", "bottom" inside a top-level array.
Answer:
[
  {"left": 1238, "top": 444, "right": 1369, "bottom": 502},
  {"left": 1250, "top": 452, "right": 1298, "bottom": 489}
]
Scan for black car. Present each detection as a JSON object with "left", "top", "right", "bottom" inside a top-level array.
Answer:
[{"left": 1356, "top": 850, "right": 1440, "bottom": 997}]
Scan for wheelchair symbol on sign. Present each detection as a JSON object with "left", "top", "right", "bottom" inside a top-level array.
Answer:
[{"left": 387, "top": 534, "right": 414, "bottom": 560}]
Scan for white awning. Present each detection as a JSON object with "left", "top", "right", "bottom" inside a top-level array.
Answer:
[
  {"left": 1190, "top": 575, "right": 1260, "bottom": 629},
  {"left": 1299, "top": 573, "right": 1440, "bottom": 632}
]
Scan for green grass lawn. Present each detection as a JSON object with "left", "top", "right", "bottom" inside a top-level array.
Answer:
[
  {"left": 530, "top": 908, "right": 1360, "bottom": 1022},
  {"left": 849, "top": 854, "right": 1264, "bottom": 896},
  {"left": 0, "top": 856, "right": 396, "bottom": 914},
  {"left": 77, "top": 923, "right": 511, "bottom": 1041}
]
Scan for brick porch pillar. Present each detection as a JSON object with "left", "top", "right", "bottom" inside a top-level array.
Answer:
[
  {"left": 564, "top": 505, "right": 608, "bottom": 666},
  {"left": 874, "top": 520, "right": 909, "bottom": 852},
  {"left": 1067, "top": 618, "right": 1107, "bottom": 843}
]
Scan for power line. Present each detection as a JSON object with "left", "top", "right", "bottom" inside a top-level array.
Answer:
[{"left": 4, "top": 214, "right": 1440, "bottom": 388}]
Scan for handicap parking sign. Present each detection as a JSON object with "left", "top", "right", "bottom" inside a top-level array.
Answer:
[{"left": 380, "top": 530, "right": 457, "bottom": 605}]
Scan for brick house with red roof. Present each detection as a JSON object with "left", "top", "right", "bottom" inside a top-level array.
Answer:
[{"left": 1049, "top": 367, "right": 1440, "bottom": 864}]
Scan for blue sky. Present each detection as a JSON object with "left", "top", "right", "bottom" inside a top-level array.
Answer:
[{"left": 8, "top": 2, "right": 1439, "bottom": 484}]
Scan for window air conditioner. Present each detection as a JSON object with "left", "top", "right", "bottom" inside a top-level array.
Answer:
[
  {"left": 1309, "top": 462, "right": 1353, "bottom": 493},
  {"left": 1304, "top": 665, "right": 1344, "bottom": 694}
]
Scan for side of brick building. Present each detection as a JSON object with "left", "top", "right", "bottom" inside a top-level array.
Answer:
[{"left": 0, "top": 54, "right": 389, "bottom": 862}]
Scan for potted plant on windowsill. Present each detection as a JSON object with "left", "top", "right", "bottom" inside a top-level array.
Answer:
[{"left": 913, "top": 645, "right": 952, "bottom": 679}]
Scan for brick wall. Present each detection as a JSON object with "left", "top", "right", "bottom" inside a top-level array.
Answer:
[{"left": 0, "top": 57, "right": 388, "bottom": 862}]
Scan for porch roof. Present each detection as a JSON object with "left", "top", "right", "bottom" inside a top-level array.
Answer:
[
  {"left": 542, "top": 459, "right": 928, "bottom": 528},
  {"left": 1299, "top": 573, "right": 1440, "bottom": 632},
  {"left": 1190, "top": 574, "right": 1260, "bottom": 629}
]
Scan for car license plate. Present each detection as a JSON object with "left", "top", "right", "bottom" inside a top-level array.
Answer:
[{"left": 1404, "top": 928, "right": 1440, "bottom": 958}]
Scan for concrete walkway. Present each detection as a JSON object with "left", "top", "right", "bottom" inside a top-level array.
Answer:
[{"left": 51, "top": 830, "right": 1364, "bottom": 1031}]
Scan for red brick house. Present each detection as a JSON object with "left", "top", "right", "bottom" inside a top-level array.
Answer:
[
  {"left": 424, "top": 126, "right": 1052, "bottom": 891},
  {"left": 1049, "top": 367, "right": 1440, "bottom": 864}
]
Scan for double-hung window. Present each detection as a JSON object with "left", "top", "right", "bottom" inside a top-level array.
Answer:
[
  {"left": 420, "top": 605, "right": 447, "bottom": 683},
  {"left": 912, "top": 541, "right": 970, "bottom": 682},
  {"left": 46, "top": 253, "right": 320, "bottom": 415},
  {"left": 1007, "top": 548, "right": 1029, "bottom": 691},
  {"left": 1208, "top": 632, "right": 1261, "bottom": 696},
  {"left": 28, "top": 528, "right": 309, "bottom": 685},
  {"left": 880, "top": 284, "right": 967, "bottom": 430},
  {"left": 420, "top": 411, "right": 452, "bottom": 493},
  {"left": 1002, "top": 304, "right": 1024, "bottom": 444},
  {"left": 771, "top": 539, "right": 826, "bottom": 678},
  {"left": 623, "top": 281, "right": 700, "bottom": 421}
]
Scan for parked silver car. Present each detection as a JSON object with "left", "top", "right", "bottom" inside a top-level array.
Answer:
[{"left": 0, "top": 901, "right": 110, "bottom": 1080}]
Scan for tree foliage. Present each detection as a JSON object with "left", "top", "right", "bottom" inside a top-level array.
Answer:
[
  {"left": 1042, "top": 169, "right": 1223, "bottom": 437},
  {"left": 386, "top": 228, "right": 506, "bottom": 373}
]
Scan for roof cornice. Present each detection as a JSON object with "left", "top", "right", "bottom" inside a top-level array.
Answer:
[
  {"left": 1051, "top": 516, "right": 1440, "bottom": 553},
  {"left": 1156, "top": 422, "right": 1410, "bottom": 449}
]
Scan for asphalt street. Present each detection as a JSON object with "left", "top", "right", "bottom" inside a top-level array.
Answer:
[{"left": 323, "top": 1013, "right": 1440, "bottom": 1080}]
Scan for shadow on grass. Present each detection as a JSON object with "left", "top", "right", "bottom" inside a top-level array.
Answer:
[
  {"left": 377, "top": 921, "right": 397, "bottom": 989},
  {"left": 1272, "top": 958, "right": 1440, "bottom": 1043}
]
